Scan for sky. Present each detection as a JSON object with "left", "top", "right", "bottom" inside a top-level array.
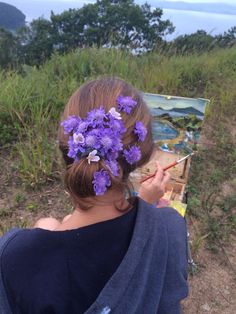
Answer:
[
  {"left": 36, "top": 0, "right": 236, "bottom": 3},
  {"left": 4, "top": 0, "right": 236, "bottom": 4},
  {"left": 167, "top": 0, "right": 235, "bottom": 2},
  {"left": 3, "top": 0, "right": 236, "bottom": 39}
]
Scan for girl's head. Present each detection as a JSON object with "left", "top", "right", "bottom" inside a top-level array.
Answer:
[{"left": 58, "top": 77, "right": 154, "bottom": 209}]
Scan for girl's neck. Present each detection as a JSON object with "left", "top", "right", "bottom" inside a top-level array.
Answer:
[{"left": 55, "top": 193, "right": 131, "bottom": 231}]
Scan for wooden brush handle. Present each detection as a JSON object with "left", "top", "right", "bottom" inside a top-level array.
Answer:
[{"left": 140, "top": 161, "right": 178, "bottom": 183}]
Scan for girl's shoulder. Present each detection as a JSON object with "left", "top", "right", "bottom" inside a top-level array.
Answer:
[
  {"left": 0, "top": 228, "right": 22, "bottom": 255},
  {"left": 1, "top": 229, "right": 30, "bottom": 262},
  {"left": 0, "top": 227, "right": 52, "bottom": 265},
  {"left": 137, "top": 198, "right": 187, "bottom": 246}
]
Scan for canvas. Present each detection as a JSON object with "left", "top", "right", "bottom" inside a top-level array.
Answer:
[
  {"left": 130, "top": 93, "right": 209, "bottom": 216},
  {"left": 143, "top": 93, "right": 209, "bottom": 154}
]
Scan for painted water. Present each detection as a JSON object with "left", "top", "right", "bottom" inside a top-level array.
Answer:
[{"left": 152, "top": 120, "right": 179, "bottom": 141}]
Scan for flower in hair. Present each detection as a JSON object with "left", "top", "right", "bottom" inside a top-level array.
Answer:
[
  {"left": 85, "top": 134, "right": 97, "bottom": 148},
  {"left": 61, "top": 95, "right": 144, "bottom": 195},
  {"left": 116, "top": 96, "right": 137, "bottom": 114},
  {"left": 105, "top": 159, "right": 119, "bottom": 176},
  {"left": 134, "top": 121, "right": 147, "bottom": 142},
  {"left": 109, "top": 107, "right": 122, "bottom": 120},
  {"left": 93, "top": 170, "right": 111, "bottom": 196},
  {"left": 88, "top": 107, "right": 106, "bottom": 127},
  {"left": 61, "top": 116, "right": 81, "bottom": 134},
  {"left": 77, "top": 121, "right": 88, "bottom": 133},
  {"left": 87, "top": 150, "right": 100, "bottom": 164},
  {"left": 68, "top": 136, "right": 85, "bottom": 160},
  {"left": 123, "top": 145, "right": 141, "bottom": 165},
  {"left": 73, "top": 133, "right": 85, "bottom": 144}
]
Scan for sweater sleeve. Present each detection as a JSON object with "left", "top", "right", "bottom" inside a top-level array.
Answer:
[
  {"left": 0, "top": 228, "right": 21, "bottom": 314},
  {"left": 157, "top": 208, "right": 189, "bottom": 314}
]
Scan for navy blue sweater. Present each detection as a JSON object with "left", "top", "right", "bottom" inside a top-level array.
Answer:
[{"left": 0, "top": 198, "right": 188, "bottom": 314}]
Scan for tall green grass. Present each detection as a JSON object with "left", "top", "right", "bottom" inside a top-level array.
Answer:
[{"left": 0, "top": 47, "right": 235, "bottom": 188}]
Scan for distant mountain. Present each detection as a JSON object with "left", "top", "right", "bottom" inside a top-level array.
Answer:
[
  {"left": 156, "top": 106, "right": 204, "bottom": 116},
  {"left": 152, "top": 1, "right": 236, "bottom": 16},
  {"left": 0, "top": 2, "right": 26, "bottom": 30},
  {"left": 170, "top": 107, "right": 204, "bottom": 116}
]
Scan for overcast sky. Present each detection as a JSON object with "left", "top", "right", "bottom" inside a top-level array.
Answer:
[
  {"left": 166, "top": 0, "right": 235, "bottom": 2},
  {"left": 61, "top": 0, "right": 235, "bottom": 3},
  {"left": 5, "top": 0, "right": 236, "bottom": 6},
  {"left": 8, "top": 0, "right": 236, "bottom": 3},
  {"left": 3, "top": 0, "right": 236, "bottom": 38}
]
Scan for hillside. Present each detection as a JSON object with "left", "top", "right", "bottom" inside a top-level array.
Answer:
[
  {"left": 0, "top": 47, "right": 235, "bottom": 313},
  {"left": 0, "top": 2, "right": 25, "bottom": 30}
]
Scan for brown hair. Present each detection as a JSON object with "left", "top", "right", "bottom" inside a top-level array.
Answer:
[{"left": 58, "top": 77, "right": 154, "bottom": 209}]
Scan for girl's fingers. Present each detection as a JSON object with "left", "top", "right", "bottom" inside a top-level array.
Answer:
[
  {"left": 162, "top": 172, "right": 171, "bottom": 185},
  {"left": 152, "top": 162, "right": 164, "bottom": 185}
]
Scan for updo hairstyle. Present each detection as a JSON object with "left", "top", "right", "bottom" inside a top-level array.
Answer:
[{"left": 58, "top": 77, "right": 154, "bottom": 209}]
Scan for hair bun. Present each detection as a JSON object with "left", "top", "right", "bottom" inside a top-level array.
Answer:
[{"left": 59, "top": 77, "right": 154, "bottom": 208}]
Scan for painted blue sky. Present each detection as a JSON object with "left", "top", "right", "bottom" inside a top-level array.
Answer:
[{"left": 3, "top": 1, "right": 236, "bottom": 38}]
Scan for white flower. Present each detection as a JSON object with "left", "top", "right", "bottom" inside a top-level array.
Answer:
[
  {"left": 73, "top": 133, "right": 85, "bottom": 144},
  {"left": 87, "top": 150, "right": 100, "bottom": 164},
  {"left": 109, "top": 107, "right": 122, "bottom": 120}
]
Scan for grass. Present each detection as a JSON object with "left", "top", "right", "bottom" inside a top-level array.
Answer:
[{"left": 0, "top": 47, "right": 235, "bottom": 246}]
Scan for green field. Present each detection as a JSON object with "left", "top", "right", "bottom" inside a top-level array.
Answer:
[{"left": 0, "top": 47, "right": 235, "bottom": 239}]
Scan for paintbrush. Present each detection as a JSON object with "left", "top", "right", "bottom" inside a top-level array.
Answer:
[{"left": 140, "top": 152, "right": 194, "bottom": 183}]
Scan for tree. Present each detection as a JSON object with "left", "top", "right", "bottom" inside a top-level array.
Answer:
[
  {"left": 49, "top": 0, "right": 174, "bottom": 53},
  {"left": 171, "top": 30, "right": 215, "bottom": 54},
  {"left": 0, "top": 28, "right": 17, "bottom": 69},
  {"left": 50, "top": 9, "right": 86, "bottom": 52},
  {"left": 17, "top": 19, "right": 54, "bottom": 65},
  {"left": 4, "top": 0, "right": 174, "bottom": 66},
  {"left": 216, "top": 26, "right": 236, "bottom": 48}
]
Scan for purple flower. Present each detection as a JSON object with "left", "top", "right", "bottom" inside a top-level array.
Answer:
[
  {"left": 98, "top": 126, "right": 123, "bottom": 156},
  {"left": 110, "top": 119, "right": 126, "bottom": 134},
  {"left": 105, "top": 159, "right": 119, "bottom": 176},
  {"left": 61, "top": 103, "right": 143, "bottom": 170},
  {"left": 92, "top": 169, "right": 111, "bottom": 195},
  {"left": 108, "top": 151, "right": 119, "bottom": 160},
  {"left": 100, "top": 135, "right": 113, "bottom": 150},
  {"left": 134, "top": 121, "right": 147, "bottom": 142},
  {"left": 123, "top": 145, "right": 141, "bottom": 165},
  {"left": 61, "top": 116, "right": 81, "bottom": 134},
  {"left": 116, "top": 96, "right": 137, "bottom": 114},
  {"left": 76, "top": 121, "right": 88, "bottom": 133},
  {"left": 85, "top": 134, "right": 97, "bottom": 147},
  {"left": 68, "top": 137, "right": 81, "bottom": 160},
  {"left": 88, "top": 107, "right": 106, "bottom": 126}
]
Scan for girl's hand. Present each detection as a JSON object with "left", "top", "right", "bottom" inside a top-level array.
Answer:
[{"left": 139, "top": 162, "right": 170, "bottom": 204}]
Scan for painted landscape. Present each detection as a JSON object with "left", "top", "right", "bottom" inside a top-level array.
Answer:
[{"left": 143, "top": 93, "right": 209, "bottom": 154}]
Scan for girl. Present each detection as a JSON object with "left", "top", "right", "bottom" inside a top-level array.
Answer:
[{"left": 0, "top": 77, "right": 188, "bottom": 314}]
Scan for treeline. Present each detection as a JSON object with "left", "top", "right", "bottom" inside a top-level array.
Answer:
[
  {"left": 165, "top": 28, "right": 236, "bottom": 55},
  {"left": 0, "top": 0, "right": 235, "bottom": 70},
  {"left": 0, "top": 0, "right": 173, "bottom": 69}
]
